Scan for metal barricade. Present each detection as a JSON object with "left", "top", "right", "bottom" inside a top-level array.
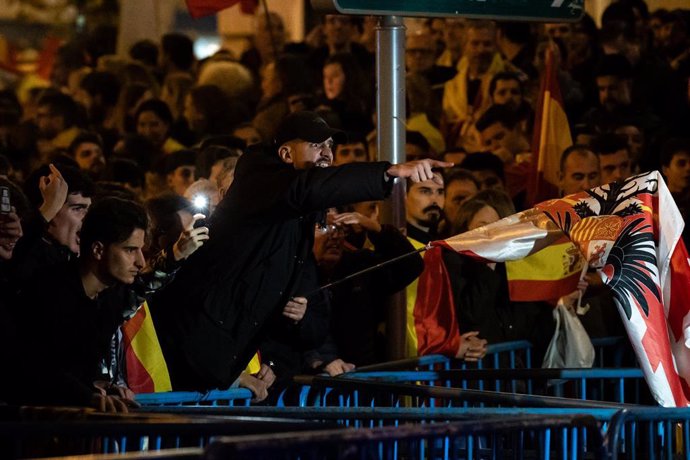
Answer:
[
  {"left": 135, "top": 388, "right": 253, "bottom": 407},
  {"left": 605, "top": 407, "right": 690, "bottom": 460}
]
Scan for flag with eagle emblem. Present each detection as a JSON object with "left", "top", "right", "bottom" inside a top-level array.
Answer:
[{"left": 536, "top": 171, "right": 690, "bottom": 407}]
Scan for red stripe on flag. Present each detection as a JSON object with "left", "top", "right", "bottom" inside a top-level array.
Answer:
[
  {"left": 508, "top": 272, "right": 581, "bottom": 303},
  {"left": 413, "top": 247, "right": 461, "bottom": 357}
]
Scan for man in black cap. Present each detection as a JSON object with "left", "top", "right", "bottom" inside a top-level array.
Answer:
[{"left": 150, "top": 111, "right": 450, "bottom": 391}]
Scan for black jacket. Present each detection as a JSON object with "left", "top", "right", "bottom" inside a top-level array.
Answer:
[{"left": 150, "top": 143, "right": 392, "bottom": 391}]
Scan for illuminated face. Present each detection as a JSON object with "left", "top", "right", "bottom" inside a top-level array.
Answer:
[
  {"left": 596, "top": 76, "right": 631, "bottom": 111},
  {"left": 406, "top": 174, "right": 444, "bottom": 229},
  {"left": 99, "top": 228, "right": 146, "bottom": 285},
  {"left": 167, "top": 165, "right": 196, "bottom": 196},
  {"left": 74, "top": 142, "right": 105, "bottom": 175},
  {"left": 492, "top": 79, "right": 522, "bottom": 108},
  {"left": 48, "top": 193, "right": 91, "bottom": 254},
  {"left": 599, "top": 149, "right": 632, "bottom": 184},
  {"left": 559, "top": 150, "right": 600, "bottom": 195},
  {"left": 323, "top": 62, "right": 346, "bottom": 100},
  {"left": 334, "top": 142, "right": 367, "bottom": 165},
  {"left": 663, "top": 151, "right": 690, "bottom": 194},
  {"left": 464, "top": 27, "right": 496, "bottom": 71},
  {"left": 405, "top": 32, "right": 436, "bottom": 73},
  {"left": 468, "top": 205, "right": 500, "bottom": 230},
  {"left": 479, "top": 122, "right": 509, "bottom": 153},
  {"left": 137, "top": 110, "right": 169, "bottom": 148},
  {"left": 281, "top": 138, "right": 334, "bottom": 170},
  {"left": 444, "top": 179, "right": 478, "bottom": 226}
]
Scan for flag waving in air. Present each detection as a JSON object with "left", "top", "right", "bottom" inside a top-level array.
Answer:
[
  {"left": 527, "top": 45, "right": 573, "bottom": 206},
  {"left": 536, "top": 171, "right": 690, "bottom": 407}
]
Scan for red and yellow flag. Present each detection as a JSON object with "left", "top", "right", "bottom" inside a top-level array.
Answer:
[
  {"left": 527, "top": 46, "right": 573, "bottom": 205},
  {"left": 405, "top": 238, "right": 460, "bottom": 358},
  {"left": 122, "top": 302, "right": 172, "bottom": 394}
]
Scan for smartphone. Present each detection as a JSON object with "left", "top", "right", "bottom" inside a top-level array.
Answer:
[{"left": 0, "top": 186, "right": 10, "bottom": 214}]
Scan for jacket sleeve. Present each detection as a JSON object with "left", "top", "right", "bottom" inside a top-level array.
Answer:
[{"left": 234, "top": 161, "right": 393, "bottom": 219}]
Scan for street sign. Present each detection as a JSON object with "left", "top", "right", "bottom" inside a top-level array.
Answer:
[{"left": 312, "top": 0, "right": 585, "bottom": 22}]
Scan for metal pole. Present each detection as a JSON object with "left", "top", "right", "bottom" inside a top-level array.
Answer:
[{"left": 376, "top": 15, "right": 407, "bottom": 361}]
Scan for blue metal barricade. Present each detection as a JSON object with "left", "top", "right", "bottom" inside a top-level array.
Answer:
[
  {"left": 605, "top": 407, "right": 690, "bottom": 460},
  {"left": 205, "top": 413, "right": 605, "bottom": 460},
  {"left": 135, "top": 388, "right": 253, "bottom": 407}
]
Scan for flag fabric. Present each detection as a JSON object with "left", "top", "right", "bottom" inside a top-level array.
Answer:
[
  {"left": 405, "top": 238, "right": 461, "bottom": 358},
  {"left": 527, "top": 45, "right": 573, "bottom": 206},
  {"left": 505, "top": 238, "right": 584, "bottom": 303},
  {"left": 122, "top": 301, "right": 172, "bottom": 394},
  {"left": 432, "top": 209, "right": 581, "bottom": 303},
  {"left": 185, "top": 0, "right": 257, "bottom": 18},
  {"left": 536, "top": 171, "right": 690, "bottom": 407},
  {"left": 123, "top": 301, "right": 264, "bottom": 393}
]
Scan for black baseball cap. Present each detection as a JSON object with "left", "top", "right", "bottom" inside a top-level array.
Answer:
[{"left": 274, "top": 111, "right": 346, "bottom": 147}]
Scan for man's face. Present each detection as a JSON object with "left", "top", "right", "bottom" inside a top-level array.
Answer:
[
  {"left": 599, "top": 149, "right": 632, "bottom": 184},
  {"left": 596, "top": 76, "right": 631, "bottom": 111},
  {"left": 233, "top": 125, "right": 262, "bottom": 146},
  {"left": 614, "top": 125, "right": 644, "bottom": 162},
  {"left": 167, "top": 165, "right": 196, "bottom": 196},
  {"left": 663, "top": 151, "right": 690, "bottom": 194},
  {"left": 36, "top": 105, "right": 64, "bottom": 139},
  {"left": 492, "top": 79, "right": 522, "bottom": 108},
  {"left": 405, "top": 32, "right": 436, "bottom": 74},
  {"left": 479, "top": 122, "right": 510, "bottom": 153},
  {"left": 444, "top": 179, "right": 478, "bottom": 226},
  {"left": 283, "top": 138, "right": 334, "bottom": 170},
  {"left": 313, "top": 222, "right": 344, "bottom": 265},
  {"left": 559, "top": 151, "right": 600, "bottom": 195},
  {"left": 48, "top": 193, "right": 91, "bottom": 254},
  {"left": 324, "top": 15, "right": 354, "bottom": 49},
  {"left": 74, "top": 142, "right": 105, "bottom": 175},
  {"left": 443, "top": 19, "right": 466, "bottom": 53},
  {"left": 472, "top": 169, "right": 504, "bottom": 191},
  {"left": 464, "top": 27, "right": 496, "bottom": 72},
  {"left": 544, "top": 23, "right": 573, "bottom": 43},
  {"left": 323, "top": 62, "right": 346, "bottom": 100},
  {"left": 101, "top": 228, "right": 146, "bottom": 285},
  {"left": 334, "top": 141, "right": 367, "bottom": 165},
  {"left": 137, "top": 111, "right": 169, "bottom": 148},
  {"left": 406, "top": 174, "right": 444, "bottom": 229}
]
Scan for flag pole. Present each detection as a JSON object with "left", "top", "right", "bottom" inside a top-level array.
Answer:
[{"left": 303, "top": 244, "right": 430, "bottom": 298}]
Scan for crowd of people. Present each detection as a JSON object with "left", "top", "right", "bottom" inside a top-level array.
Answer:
[{"left": 0, "top": 0, "right": 689, "bottom": 411}]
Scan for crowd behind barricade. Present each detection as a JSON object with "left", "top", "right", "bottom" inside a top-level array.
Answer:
[{"left": 0, "top": 0, "right": 689, "bottom": 412}]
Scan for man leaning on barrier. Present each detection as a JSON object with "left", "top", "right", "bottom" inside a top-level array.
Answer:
[{"left": 150, "top": 111, "right": 452, "bottom": 391}]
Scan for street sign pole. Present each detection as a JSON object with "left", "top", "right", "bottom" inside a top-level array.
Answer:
[{"left": 376, "top": 15, "right": 408, "bottom": 361}]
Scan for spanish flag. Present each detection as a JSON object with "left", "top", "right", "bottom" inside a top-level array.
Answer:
[
  {"left": 527, "top": 45, "right": 573, "bottom": 205},
  {"left": 185, "top": 0, "right": 257, "bottom": 18},
  {"left": 505, "top": 238, "right": 584, "bottom": 303},
  {"left": 123, "top": 302, "right": 263, "bottom": 393},
  {"left": 405, "top": 238, "right": 461, "bottom": 358},
  {"left": 122, "top": 301, "right": 173, "bottom": 394}
]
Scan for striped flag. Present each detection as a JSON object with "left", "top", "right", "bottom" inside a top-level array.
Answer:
[
  {"left": 527, "top": 45, "right": 573, "bottom": 205},
  {"left": 405, "top": 238, "right": 461, "bottom": 358},
  {"left": 537, "top": 171, "right": 690, "bottom": 407},
  {"left": 185, "top": 0, "right": 257, "bottom": 18},
  {"left": 122, "top": 302, "right": 173, "bottom": 394}
]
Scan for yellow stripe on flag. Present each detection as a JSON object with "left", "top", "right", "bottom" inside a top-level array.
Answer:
[
  {"left": 405, "top": 238, "right": 427, "bottom": 358},
  {"left": 245, "top": 353, "right": 261, "bottom": 375},
  {"left": 506, "top": 242, "right": 583, "bottom": 302},
  {"left": 128, "top": 302, "right": 172, "bottom": 392}
]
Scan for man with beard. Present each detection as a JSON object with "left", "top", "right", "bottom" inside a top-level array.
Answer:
[
  {"left": 404, "top": 171, "right": 488, "bottom": 360},
  {"left": 68, "top": 132, "right": 106, "bottom": 180}
]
